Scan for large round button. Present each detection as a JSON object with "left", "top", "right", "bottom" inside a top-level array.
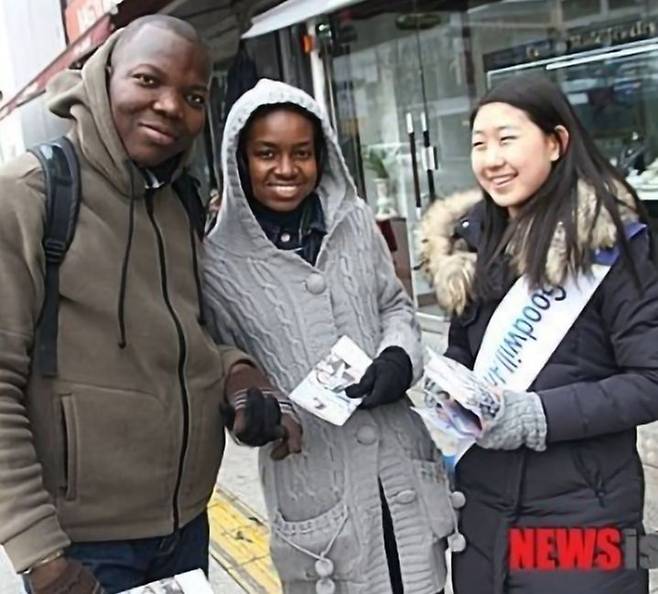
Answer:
[
  {"left": 395, "top": 489, "right": 417, "bottom": 504},
  {"left": 450, "top": 491, "right": 466, "bottom": 509},
  {"left": 305, "top": 273, "right": 326, "bottom": 294},
  {"left": 356, "top": 425, "right": 378, "bottom": 445},
  {"left": 448, "top": 532, "right": 467, "bottom": 553},
  {"left": 316, "top": 578, "right": 336, "bottom": 594}
]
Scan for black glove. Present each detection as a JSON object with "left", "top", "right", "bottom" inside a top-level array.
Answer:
[
  {"left": 345, "top": 346, "right": 413, "bottom": 409},
  {"left": 225, "top": 387, "right": 286, "bottom": 447}
]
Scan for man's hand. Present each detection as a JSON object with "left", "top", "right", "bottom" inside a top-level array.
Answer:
[
  {"left": 270, "top": 408, "right": 303, "bottom": 461},
  {"left": 345, "top": 346, "right": 413, "bottom": 409},
  {"left": 225, "top": 364, "right": 303, "bottom": 459},
  {"left": 28, "top": 557, "right": 104, "bottom": 594}
]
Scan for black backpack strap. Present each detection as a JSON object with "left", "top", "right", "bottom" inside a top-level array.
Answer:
[
  {"left": 29, "top": 136, "right": 81, "bottom": 377},
  {"left": 173, "top": 171, "right": 206, "bottom": 240}
]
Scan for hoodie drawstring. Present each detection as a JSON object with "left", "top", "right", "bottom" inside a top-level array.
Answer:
[
  {"left": 118, "top": 167, "right": 136, "bottom": 349},
  {"left": 188, "top": 220, "right": 206, "bottom": 326},
  {"left": 116, "top": 166, "right": 206, "bottom": 348}
]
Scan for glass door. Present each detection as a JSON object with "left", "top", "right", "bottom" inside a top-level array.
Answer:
[{"left": 317, "top": 0, "right": 475, "bottom": 320}]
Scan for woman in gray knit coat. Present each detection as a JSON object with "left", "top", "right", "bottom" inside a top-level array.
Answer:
[{"left": 203, "top": 79, "right": 460, "bottom": 594}]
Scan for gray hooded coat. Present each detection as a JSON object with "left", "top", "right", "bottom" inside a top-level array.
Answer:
[{"left": 204, "top": 79, "right": 455, "bottom": 594}]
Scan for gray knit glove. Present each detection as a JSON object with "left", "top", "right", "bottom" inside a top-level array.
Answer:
[{"left": 476, "top": 390, "right": 547, "bottom": 452}]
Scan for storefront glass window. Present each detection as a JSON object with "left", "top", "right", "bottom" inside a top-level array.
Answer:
[
  {"left": 319, "top": 0, "right": 658, "bottom": 321},
  {"left": 561, "top": 0, "right": 601, "bottom": 21}
]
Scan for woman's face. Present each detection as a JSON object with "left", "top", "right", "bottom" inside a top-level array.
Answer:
[
  {"left": 245, "top": 108, "right": 319, "bottom": 212},
  {"left": 471, "top": 102, "right": 563, "bottom": 217}
]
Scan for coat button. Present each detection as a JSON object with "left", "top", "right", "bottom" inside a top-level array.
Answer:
[
  {"left": 305, "top": 273, "right": 326, "bottom": 294},
  {"left": 450, "top": 491, "right": 466, "bottom": 509},
  {"left": 395, "top": 489, "right": 417, "bottom": 504},
  {"left": 356, "top": 425, "right": 378, "bottom": 445},
  {"left": 448, "top": 532, "right": 467, "bottom": 553},
  {"left": 316, "top": 578, "right": 336, "bottom": 594}
]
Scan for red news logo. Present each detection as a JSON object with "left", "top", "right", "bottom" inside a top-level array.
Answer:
[{"left": 509, "top": 528, "right": 622, "bottom": 570}]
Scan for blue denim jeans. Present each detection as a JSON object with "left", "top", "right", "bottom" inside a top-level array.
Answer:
[{"left": 25, "top": 513, "right": 209, "bottom": 594}]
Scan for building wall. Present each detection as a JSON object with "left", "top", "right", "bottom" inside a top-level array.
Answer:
[
  {"left": 0, "top": 1, "right": 23, "bottom": 161},
  {"left": 0, "top": 0, "right": 67, "bottom": 91},
  {"left": 0, "top": 0, "right": 70, "bottom": 164}
]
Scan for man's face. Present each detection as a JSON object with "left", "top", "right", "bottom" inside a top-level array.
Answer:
[{"left": 108, "top": 26, "right": 210, "bottom": 168}]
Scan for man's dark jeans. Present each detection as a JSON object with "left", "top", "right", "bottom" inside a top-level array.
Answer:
[{"left": 25, "top": 513, "right": 209, "bottom": 594}]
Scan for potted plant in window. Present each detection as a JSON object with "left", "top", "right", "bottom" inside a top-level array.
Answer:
[{"left": 363, "top": 146, "right": 398, "bottom": 219}]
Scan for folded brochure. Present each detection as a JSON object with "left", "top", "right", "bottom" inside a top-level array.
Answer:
[
  {"left": 289, "top": 336, "right": 371, "bottom": 425},
  {"left": 412, "top": 349, "right": 503, "bottom": 464},
  {"left": 119, "top": 569, "right": 212, "bottom": 593}
]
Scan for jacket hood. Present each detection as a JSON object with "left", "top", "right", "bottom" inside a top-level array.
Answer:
[
  {"left": 47, "top": 28, "right": 190, "bottom": 197},
  {"left": 210, "top": 78, "right": 359, "bottom": 256},
  {"left": 420, "top": 182, "right": 639, "bottom": 315}
]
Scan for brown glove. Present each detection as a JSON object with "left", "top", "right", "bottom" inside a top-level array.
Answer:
[
  {"left": 27, "top": 557, "right": 104, "bottom": 594},
  {"left": 224, "top": 363, "right": 303, "bottom": 460}
]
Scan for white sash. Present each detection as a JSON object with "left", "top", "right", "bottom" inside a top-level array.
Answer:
[
  {"left": 473, "top": 267, "right": 610, "bottom": 391},
  {"left": 473, "top": 221, "right": 646, "bottom": 390}
]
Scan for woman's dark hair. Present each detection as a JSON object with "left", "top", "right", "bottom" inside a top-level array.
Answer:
[
  {"left": 470, "top": 74, "right": 651, "bottom": 301},
  {"left": 236, "top": 102, "right": 327, "bottom": 200}
]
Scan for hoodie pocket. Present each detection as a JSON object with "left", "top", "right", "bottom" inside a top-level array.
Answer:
[
  {"left": 61, "top": 396, "right": 77, "bottom": 501},
  {"left": 269, "top": 499, "right": 361, "bottom": 582},
  {"left": 57, "top": 383, "right": 173, "bottom": 514}
]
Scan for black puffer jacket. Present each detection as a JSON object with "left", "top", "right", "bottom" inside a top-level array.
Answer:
[{"left": 420, "top": 187, "right": 658, "bottom": 594}]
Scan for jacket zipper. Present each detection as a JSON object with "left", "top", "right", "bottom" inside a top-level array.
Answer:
[{"left": 145, "top": 191, "right": 190, "bottom": 531}]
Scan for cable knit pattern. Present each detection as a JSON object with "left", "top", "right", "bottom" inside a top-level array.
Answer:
[
  {"left": 477, "top": 391, "right": 547, "bottom": 452},
  {"left": 203, "top": 79, "right": 451, "bottom": 594}
]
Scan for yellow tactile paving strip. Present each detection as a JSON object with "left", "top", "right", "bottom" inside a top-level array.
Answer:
[{"left": 208, "top": 489, "right": 282, "bottom": 593}]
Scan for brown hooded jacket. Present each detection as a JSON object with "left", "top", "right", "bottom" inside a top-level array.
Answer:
[{"left": 0, "top": 30, "right": 248, "bottom": 572}]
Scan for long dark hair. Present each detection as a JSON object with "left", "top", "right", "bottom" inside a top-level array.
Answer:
[{"left": 471, "top": 74, "right": 650, "bottom": 301}]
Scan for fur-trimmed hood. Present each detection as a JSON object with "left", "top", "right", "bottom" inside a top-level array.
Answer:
[{"left": 419, "top": 182, "right": 638, "bottom": 315}]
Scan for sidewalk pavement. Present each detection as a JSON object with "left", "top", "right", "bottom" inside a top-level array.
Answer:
[{"left": 0, "top": 549, "right": 23, "bottom": 594}]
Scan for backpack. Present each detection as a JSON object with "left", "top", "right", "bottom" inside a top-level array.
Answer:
[{"left": 29, "top": 136, "right": 206, "bottom": 378}]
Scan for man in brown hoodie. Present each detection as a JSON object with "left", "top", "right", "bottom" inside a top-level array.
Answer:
[{"left": 0, "top": 15, "right": 300, "bottom": 594}]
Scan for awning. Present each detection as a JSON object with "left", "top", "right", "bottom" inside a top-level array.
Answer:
[
  {"left": 242, "top": 0, "right": 366, "bottom": 38},
  {"left": 0, "top": 15, "right": 113, "bottom": 120},
  {"left": 0, "top": 0, "right": 172, "bottom": 121}
]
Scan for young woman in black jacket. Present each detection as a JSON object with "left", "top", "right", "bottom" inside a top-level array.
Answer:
[{"left": 421, "top": 74, "right": 658, "bottom": 594}]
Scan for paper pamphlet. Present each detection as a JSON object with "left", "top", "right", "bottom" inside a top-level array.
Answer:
[
  {"left": 289, "top": 336, "right": 371, "bottom": 425},
  {"left": 413, "top": 349, "right": 503, "bottom": 464},
  {"left": 119, "top": 569, "right": 212, "bottom": 594}
]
